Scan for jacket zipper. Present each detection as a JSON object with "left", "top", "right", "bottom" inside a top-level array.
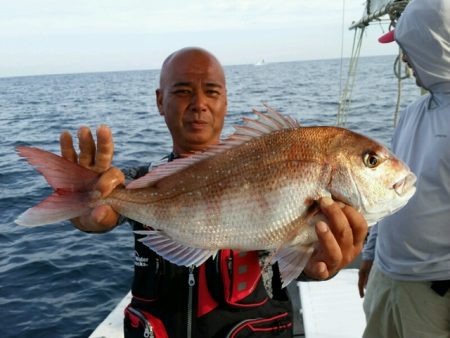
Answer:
[{"left": 187, "top": 265, "right": 195, "bottom": 338}]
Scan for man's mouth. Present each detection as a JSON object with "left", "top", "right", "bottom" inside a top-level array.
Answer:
[{"left": 188, "top": 120, "right": 208, "bottom": 129}]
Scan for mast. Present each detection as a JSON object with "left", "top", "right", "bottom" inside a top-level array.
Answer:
[{"left": 337, "top": 0, "right": 411, "bottom": 127}]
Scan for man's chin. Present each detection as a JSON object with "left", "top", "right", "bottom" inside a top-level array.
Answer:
[{"left": 184, "top": 134, "right": 218, "bottom": 150}]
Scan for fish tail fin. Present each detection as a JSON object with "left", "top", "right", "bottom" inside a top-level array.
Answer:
[{"left": 15, "top": 146, "right": 100, "bottom": 227}]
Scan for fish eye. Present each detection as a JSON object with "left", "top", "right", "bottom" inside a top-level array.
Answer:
[{"left": 363, "top": 151, "right": 381, "bottom": 168}]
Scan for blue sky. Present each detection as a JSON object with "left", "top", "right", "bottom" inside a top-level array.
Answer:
[{"left": 1, "top": 0, "right": 398, "bottom": 77}]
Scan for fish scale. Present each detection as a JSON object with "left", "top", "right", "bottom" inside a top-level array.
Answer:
[{"left": 107, "top": 148, "right": 322, "bottom": 249}]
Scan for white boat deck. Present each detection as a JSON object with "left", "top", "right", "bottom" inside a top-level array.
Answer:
[
  {"left": 298, "top": 269, "right": 366, "bottom": 338},
  {"left": 89, "top": 292, "right": 131, "bottom": 338},
  {"left": 89, "top": 269, "right": 365, "bottom": 338}
]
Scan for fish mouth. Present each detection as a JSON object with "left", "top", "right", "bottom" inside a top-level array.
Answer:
[
  {"left": 393, "top": 172, "right": 417, "bottom": 197},
  {"left": 362, "top": 172, "right": 417, "bottom": 226}
]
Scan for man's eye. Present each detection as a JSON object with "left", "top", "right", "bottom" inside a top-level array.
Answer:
[
  {"left": 174, "top": 89, "right": 191, "bottom": 95},
  {"left": 207, "top": 90, "right": 220, "bottom": 96}
]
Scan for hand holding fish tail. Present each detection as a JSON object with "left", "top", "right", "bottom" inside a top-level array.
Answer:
[
  {"left": 72, "top": 167, "right": 124, "bottom": 232},
  {"left": 59, "top": 125, "right": 124, "bottom": 232},
  {"left": 303, "top": 197, "right": 368, "bottom": 280},
  {"left": 69, "top": 203, "right": 119, "bottom": 233}
]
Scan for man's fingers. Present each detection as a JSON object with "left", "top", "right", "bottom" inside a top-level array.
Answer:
[
  {"left": 94, "top": 125, "right": 114, "bottom": 172},
  {"left": 358, "top": 266, "right": 367, "bottom": 297},
  {"left": 60, "top": 125, "right": 118, "bottom": 233},
  {"left": 342, "top": 205, "right": 368, "bottom": 246},
  {"left": 358, "top": 269, "right": 369, "bottom": 298},
  {"left": 305, "top": 260, "right": 330, "bottom": 280},
  {"left": 319, "top": 197, "right": 353, "bottom": 246},
  {"left": 303, "top": 198, "right": 368, "bottom": 281},
  {"left": 94, "top": 167, "right": 125, "bottom": 197},
  {"left": 72, "top": 205, "right": 119, "bottom": 232},
  {"left": 60, "top": 131, "right": 78, "bottom": 163},
  {"left": 358, "top": 260, "right": 373, "bottom": 298},
  {"left": 78, "top": 126, "right": 96, "bottom": 168},
  {"left": 91, "top": 205, "right": 120, "bottom": 229},
  {"left": 70, "top": 167, "right": 122, "bottom": 233},
  {"left": 358, "top": 276, "right": 366, "bottom": 297},
  {"left": 315, "top": 220, "right": 342, "bottom": 275},
  {"left": 67, "top": 125, "right": 115, "bottom": 172},
  {"left": 319, "top": 197, "right": 356, "bottom": 266}
]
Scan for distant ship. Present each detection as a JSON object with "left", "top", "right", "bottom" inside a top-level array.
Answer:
[{"left": 254, "top": 59, "right": 267, "bottom": 66}]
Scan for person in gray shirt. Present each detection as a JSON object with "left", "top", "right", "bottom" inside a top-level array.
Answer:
[{"left": 359, "top": 1, "right": 450, "bottom": 337}]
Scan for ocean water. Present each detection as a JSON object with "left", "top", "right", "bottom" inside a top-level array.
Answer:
[{"left": 0, "top": 55, "right": 419, "bottom": 338}]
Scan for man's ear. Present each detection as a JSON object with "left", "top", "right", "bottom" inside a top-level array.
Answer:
[{"left": 156, "top": 89, "right": 164, "bottom": 116}]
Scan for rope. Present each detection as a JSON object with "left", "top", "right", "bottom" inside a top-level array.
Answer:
[
  {"left": 394, "top": 50, "right": 403, "bottom": 127},
  {"left": 393, "top": 48, "right": 412, "bottom": 127},
  {"left": 393, "top": 53, "right": 410, "bottom": 80},
  {"left": 336, "top": 26, "right": 365, "bottom": 127},
  {"left": 338, "top": 0, "right": 346, "bottom": 109}
]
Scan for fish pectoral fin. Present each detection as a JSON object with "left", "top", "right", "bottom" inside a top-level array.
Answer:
[
  {"left": 274, "top": 244, "right": 315, "bottom": 288},
  {"left": 135, "top": 230, "right": 216, "bottom": 267}
]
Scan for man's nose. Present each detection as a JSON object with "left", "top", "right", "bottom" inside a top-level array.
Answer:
[{"left": 190, "top": 91, "right": 207, "bottom": 111}]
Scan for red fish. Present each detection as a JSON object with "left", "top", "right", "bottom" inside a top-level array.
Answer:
[{"left": 16, "top": 110, "right": 416, "bottom": 286}]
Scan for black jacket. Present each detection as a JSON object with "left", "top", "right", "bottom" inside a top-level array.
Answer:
[{"left": 123, "top": 158, "right": 294, "bottom": 338}]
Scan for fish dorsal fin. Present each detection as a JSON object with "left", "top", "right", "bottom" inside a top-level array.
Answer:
[
  {"left": 229, "top": 104, "right": 300, "bottom": 143},
  {"left": 135, "top": 230, "right": 217, "bottom": 267},
  {"left": 126, "top": 106, "right": 300, "bottom": 189}
]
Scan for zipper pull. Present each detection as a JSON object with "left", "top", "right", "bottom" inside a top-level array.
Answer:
[
  {"left": 144, "top": 325, "right": 153, "bottom": 338},
  {"left": 188, "top": 266, "right": 195, "bottom": 286}
]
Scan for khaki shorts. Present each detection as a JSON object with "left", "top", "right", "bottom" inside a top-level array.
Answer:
[{"left": 363, "top": 265, "right": 450, "bottom": 338}]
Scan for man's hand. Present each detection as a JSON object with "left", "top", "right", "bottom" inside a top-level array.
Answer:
[
  {"left": 59, "top": 125, "right": 124, "bottom": 232},
  {"left": 358, "top": 260, "right": 373, "bottom": 297},
  {"left": 303, "top": 197, "right": 368, "bottom": 280}
]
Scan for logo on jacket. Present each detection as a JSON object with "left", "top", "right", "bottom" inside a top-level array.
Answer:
[{"left": 134, "top": 251, "right": 149, "bottom": 267}]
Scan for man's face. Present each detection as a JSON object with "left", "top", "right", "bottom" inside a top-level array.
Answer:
[
  {"left": 156, "top": 50, "right": 227, "bottom": 154},
  {"left": 402, "top": 52, "right": 422, "bottom": 87},
  {"left": 402, "top": 53, "right": 413, "bottom": 71}
]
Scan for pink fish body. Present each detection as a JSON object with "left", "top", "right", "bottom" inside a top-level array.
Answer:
[{"left": 16, "top": 110, "right": 416, "bottom": 286}]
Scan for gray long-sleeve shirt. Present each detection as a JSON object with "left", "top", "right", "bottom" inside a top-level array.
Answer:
[{"left": 362, "top": 0, "right": 450, "bottom": 281}]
